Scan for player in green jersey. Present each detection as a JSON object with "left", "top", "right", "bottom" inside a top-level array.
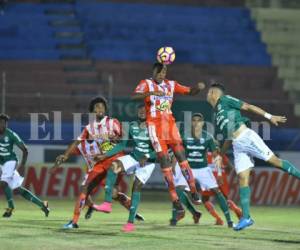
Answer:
[
  {"left": 171, "top": 113, "right": 233, "bottom": 227},
  {"left": 0, "top": 114, "right": 49, "bottom": 218},
  {"left": 93, "top": 105, "right": 157, "bottom": 232},
  {"left": 207, "top": 83, "right": 300, "bottom": 231}
]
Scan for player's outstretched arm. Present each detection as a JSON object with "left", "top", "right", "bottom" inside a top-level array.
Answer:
[
  {"left": 50, "top": 140, "right": 81, "bottom": 173},
  {"left": 189, "top": 82, "right": 205, "bottom": 96},
  {"left": 241, "top": 103, "right": 287, "bottom": 126}
]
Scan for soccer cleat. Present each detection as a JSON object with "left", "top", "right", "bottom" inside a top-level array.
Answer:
[
  {"left": 173, "top": 200, "right": 185, "bottom": 221},
  {"left": 63, "top": 220, "right": 79, "bottom": 229},
  {"left": 93, "top": 202, "right": 112, "bottom": 213},
  {"left": 122, "top": 222, "right": 135, "bottom": 232},
  {"left": 215, "top": 218, "right": 224, "bottom": 226},
  {"left": 169, "top": 219, "right": 177, "bottom": 226},
  {"left": 135, "top": 213, "right": 145, "bottom": 222},
  {"left": 233, "top": 217, "right": 254, "bottom": 231},
  {"left": 85, "top": 206, "right": 94, "bottom": 220},
  {"left": 190, "top": 192, "right": 202, "bottom": 205},
  {"left": 192, "top": 211, "right": 202, "bottom": 224},
  {"left": 41, "top": 201, "right": 50, "bottom": 217},
  {"left": 2, "top": 208, "right": 14, "bottom": 218}
]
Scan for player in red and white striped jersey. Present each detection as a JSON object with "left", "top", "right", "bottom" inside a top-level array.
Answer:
[
  {"left": 52, "top": 97, "right": 127, "bottom": 229},
  {"left": 133, "top": 62, "right": 205, "bottom": 218}
]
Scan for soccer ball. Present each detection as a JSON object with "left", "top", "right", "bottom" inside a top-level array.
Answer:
[{"left": 156, "top": 46, "right": 176, "bottom": 65}]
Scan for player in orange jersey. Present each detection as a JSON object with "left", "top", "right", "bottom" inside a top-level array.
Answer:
[{"left": 133, "top": 62, "right": 205, "bottom": 219}]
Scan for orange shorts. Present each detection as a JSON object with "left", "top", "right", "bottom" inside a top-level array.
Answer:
[
  {"left": 147, "top": 118, "right": 183, "bottom": 154},
  {"left": 83, "top": 152, "right": 125, "bottom": 187},
  {"left": 201, "top": 171, "right": 230, "bottom": 197}
]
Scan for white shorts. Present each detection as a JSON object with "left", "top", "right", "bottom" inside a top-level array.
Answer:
[
  {"left": 118, "top": 155, "right": 156, "bottom": 184},
  {"left": 173, "top": 163, "right": 190, "bottom": 191},
  {"left": 192, "top": 167, "right": 218, "bottom": 191},
  {"left": 0, "top": 161, "right": 24, "bottom": 190},
  {"left": 233, "top": 128, "right": 274, "bottom": 174}
]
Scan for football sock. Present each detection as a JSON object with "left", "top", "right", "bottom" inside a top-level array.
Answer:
[
  {"left": 4, "top": 186, "right": 14, "bottom": 209},
  {"left": 227, "top": 199, "right": 242, "bottom": 219},
  {"left": 176, "top": 188, "right": 197, "bottom": 215},
  {"left": 104, "top": 169, "right": 117, "bottom": 203},
  {"left": 162, "top": 167, "right": 178, "bottom": 202},
  {"left": 72, "top": 192, "right": 86, "bottom": 224},
  {"left": 171, "top": 203, "right": 177, "bottom": 221},
  {"left": 282, "top": 160, "right": 300, "bottom": 179},
  {"left": 18, "top": 187, "right": 44, "bottom": 208},
  {"left": 215, "top": 191, "right": 232, "bottom": 223},
  {"left": 178, "top": 160, "right": 197, "bottom": 194},
  {"left": 239, "top": 186, "right": 251, "bottom": 219},
  {"left": 115, "top": 192, "right": 131, "bottom": 210},
  {"left": 204, "top": 201, "right": 223, "bottom": 222},
  {"left": 128, "top": 192, "right": 141, "bottom": 223}
]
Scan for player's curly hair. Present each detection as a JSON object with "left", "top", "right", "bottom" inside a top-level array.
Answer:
[
  {"left": 210, "top": 83, "right": 225, "bottom": 92},
  {"left": 88, "top": 96, "right": 108, "bottom": 113},
  {"left": 152, "top": 62, "right": 165, "bottom": 74},
  {"left": 0, "top": 113, "right": 10, "bottom": 122}
]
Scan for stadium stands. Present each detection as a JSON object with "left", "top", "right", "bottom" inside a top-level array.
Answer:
[
  {"left": 0, "top": 2, "right": 270, "bottom": 65},
  {"left": 0, "top": 1, "right": 299, "bottom": 132},
  {"left": 249, "top": 5, "right": 300, "bottom": 118}
]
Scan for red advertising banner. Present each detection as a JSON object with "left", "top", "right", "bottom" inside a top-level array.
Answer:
[{"left": 21, "top": 165, "right": 300, "bottom": 206}]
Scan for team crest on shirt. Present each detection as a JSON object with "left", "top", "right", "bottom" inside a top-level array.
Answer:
[
  {"left": 200, "top": 138, "right": 205, "bottom": 144},
  {"left": 4, "top": 136, "right": 9, "bottom": 143}
]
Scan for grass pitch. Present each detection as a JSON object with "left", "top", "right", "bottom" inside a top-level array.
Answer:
[{"left": 0, "top": 197, "right": 299, "bottom": 250}]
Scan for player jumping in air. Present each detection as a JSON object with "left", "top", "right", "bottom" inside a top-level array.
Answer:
[
  {"left": 206, "top": 83, "right": 300, "bottom": 231},
  {"left": 171, "top": 113, "right": 233, "bottom": 227},
  {"left": 93, "top": 105, "right": 156, "bottom": 232},
  {"left": 0, "top": 114, "right": 49, "bottom": 218},
  {"left": 132, "top": 62, "right": 205, "bottom": 218}
]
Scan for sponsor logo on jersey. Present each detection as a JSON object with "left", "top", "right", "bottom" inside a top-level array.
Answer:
[{"left": 156, "top": 101, "right": 170, "bottom": 111}]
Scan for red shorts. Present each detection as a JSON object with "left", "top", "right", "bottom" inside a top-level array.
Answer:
[
  {"left": 147, "top": 117, "right": 183, "bottom": 154},
  {"left": 82, "top": 152, "right": 125, "bottom": 187},
  {"left": 201, "top": 171, "right": 230, "bottom": 197}
]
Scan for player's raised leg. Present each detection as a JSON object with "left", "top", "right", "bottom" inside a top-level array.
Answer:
[{"left": 268, "top": 155, "right": 300, "bottom": 179}]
